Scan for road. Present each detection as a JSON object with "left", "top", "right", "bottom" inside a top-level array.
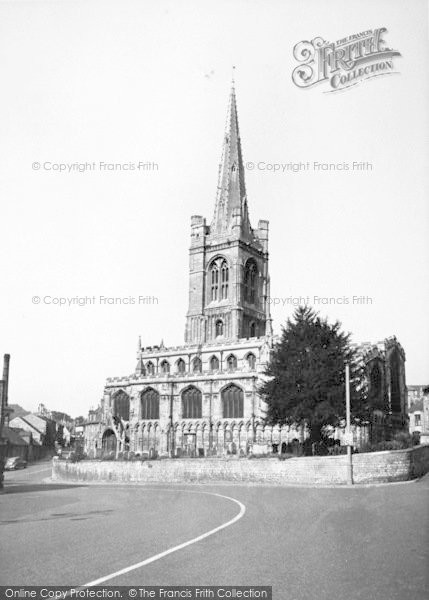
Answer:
[{"left": 1, "top": 461, "right": 428, "bottom": 599}]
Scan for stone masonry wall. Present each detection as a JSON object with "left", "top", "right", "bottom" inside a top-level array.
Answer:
[{"left": 52, "top": 445, "right": 429, "bottom": 486}]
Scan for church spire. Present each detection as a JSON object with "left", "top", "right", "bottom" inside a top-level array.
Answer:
[{"left": 211, "top": 74, "right": 252, "bottom": 237}]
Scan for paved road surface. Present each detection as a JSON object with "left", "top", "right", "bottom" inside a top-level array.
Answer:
[{"left": 1, "top": 462, "right": 428, "bottom": 600}]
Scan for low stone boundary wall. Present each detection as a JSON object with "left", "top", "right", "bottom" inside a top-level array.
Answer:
[{"left": 51, "top": 445, "right": 429, "bottom": 486}]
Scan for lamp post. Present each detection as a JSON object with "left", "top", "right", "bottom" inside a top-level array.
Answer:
[{"left": 345, "top": 363, "right": 354, "bottom": 485}]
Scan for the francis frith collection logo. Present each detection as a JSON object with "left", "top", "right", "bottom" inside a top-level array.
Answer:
[{"left": 292, "top": 28, "right": 401, "bottom": 92}]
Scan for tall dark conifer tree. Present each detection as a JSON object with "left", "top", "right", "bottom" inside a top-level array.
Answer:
[{"left": 260, "top": 306, "right": 367, "bottom": 442}]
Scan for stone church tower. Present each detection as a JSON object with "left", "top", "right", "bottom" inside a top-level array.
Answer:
[{"left": 185, "top": 84, "right": 272, "bottom": 344}]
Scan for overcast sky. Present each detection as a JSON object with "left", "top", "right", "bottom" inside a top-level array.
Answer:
[{"left": 1, "top": 0, "right": 428, "bottom": 417}]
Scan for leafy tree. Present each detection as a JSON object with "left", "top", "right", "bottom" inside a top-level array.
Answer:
[{"left": 260, "top": 306, "right": 367, "bottom": 442}]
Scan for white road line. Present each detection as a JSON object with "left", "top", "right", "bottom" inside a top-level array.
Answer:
[{"left": 78, "top": 490, "right": 246, "bottom": 588}]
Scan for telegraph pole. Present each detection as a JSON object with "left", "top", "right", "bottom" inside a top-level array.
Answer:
[{"left": 345, "top": 363, "right": 354, "bottom": 485}]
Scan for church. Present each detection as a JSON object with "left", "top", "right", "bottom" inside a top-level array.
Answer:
[
  {"left": 88, "top": 82, "right": 280, "bottom": 458},
  {"left": 84, "top": 83, "right": 408, "bottom": 458}
]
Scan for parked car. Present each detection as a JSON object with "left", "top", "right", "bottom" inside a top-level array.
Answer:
[{"left": 5, "top": 456, "right": 27, "bottom": 470}]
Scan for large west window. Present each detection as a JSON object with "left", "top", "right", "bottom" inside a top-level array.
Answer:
[
  {"left": 141, "top": 388, "right": 159, "bottom": 420},
  {"left": 182, "top": 386, "right": 202, "bottom": 419},
  {"left": 222, "top": 384, "right": 244, "bottom": 418}
]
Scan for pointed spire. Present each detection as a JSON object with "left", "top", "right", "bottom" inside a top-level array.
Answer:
[{"left": 211, "top": 73, "right": 252, "bottom": 237}]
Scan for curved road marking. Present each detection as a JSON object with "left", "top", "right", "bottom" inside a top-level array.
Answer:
[{"left": 80, "top": 490, "right": 246, "bottom": 588}]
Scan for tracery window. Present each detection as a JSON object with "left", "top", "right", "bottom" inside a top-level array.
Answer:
[
  {"left": 182, "top": 386, "right": 202, "bottom": 419},
  {"left": 222, "top": 384, "right": 244, "bottom": 419},
  {"left": 141, "top": 388, "right": 159, "bottom": 420},
  {"left": 113, "top": 390, "right": 130, "bottom": 421},
  {"left": 209, "top": 258, "right": 229, "bottom": 301}
]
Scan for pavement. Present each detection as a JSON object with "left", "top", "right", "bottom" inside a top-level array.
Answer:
[{"left": 0, "top": 461, "right": 428, "bottom": 599}]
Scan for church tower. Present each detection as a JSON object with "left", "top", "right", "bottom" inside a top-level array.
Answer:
[{"left": 185, "top": 81, "right": 272, "bottom": 344}]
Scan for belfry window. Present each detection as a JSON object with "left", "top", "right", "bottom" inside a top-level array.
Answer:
[
  {"left": 209, "top": 258, "right": 229, "bottom": 302},
  {"left": 244, "top": 260, "right": 257, "bottom": 304},
  {"left": 215, "top": 319, "right": 224, "bottom": 337}
]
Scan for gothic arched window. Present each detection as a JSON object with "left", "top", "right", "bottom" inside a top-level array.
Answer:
[
  {"left": 113, "top": 390, "right": 130, "bottom": 421},
  {"left": 177, "top": 358, "right": 186, "bottom": 374},
  {"left": 146, "top": 361, "right": 155, "bottom": 375},
  {"left": 247, "top": 353, "right": 256, "bottom": 370},
  {"left": 244, "top": 260, "right": 257, "bottom": 304},
  {"left": 226, "top": 354, "right": 237, "bottom": 372},
  {"left": 182, "top": 386, "right": 202, "bottom": 419},
  {"left": 215, "top": 319, "right": 224, "bottom": 337},
  {"left": 222, "top": 384, "right": 244, "bottom": 419},
  {"left": 141, "top": 388, "right": 159, "bottom": 420},
  {"left": 210, "top": 355, "right": 219, "bottom": 371},
  {"left": 209, "top": 257, "right": 229, "bottom": 302},
  {"left": 160, "top": 360, "right": 170, "bottom": 375},
  {"left": 249, "top": 322, "right": 257, "bottom": 337},
  {"left": 192, "top": 357, "right": 202, "bottom": 373}
]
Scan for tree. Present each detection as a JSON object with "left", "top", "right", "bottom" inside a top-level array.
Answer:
[{"left": 260, "top": 306, "right": 367, "bottom": 443}]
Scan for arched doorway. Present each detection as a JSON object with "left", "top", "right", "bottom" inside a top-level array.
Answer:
[{"left": 102, "top": 429, "right": 117, "bottom": 453}]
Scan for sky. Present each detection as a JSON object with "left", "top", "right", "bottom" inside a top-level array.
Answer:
[{"left": 0, "top": 0, "right": 428, "bottom": 417}]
